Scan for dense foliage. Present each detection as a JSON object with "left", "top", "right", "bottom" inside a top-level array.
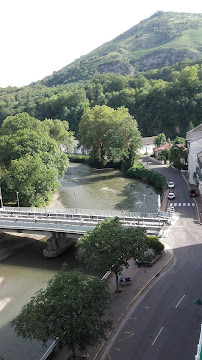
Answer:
[
  {"left": 126, "top": 162, "right": 167, "bottom": 192},
  {"left": 0, "top": 60, "right": 201, "bottom": 140},
  {"left": 10, "top": 266, "right": 112, "bottom": 360},
  {"left": 78, "top": 105, "right": 142, "bottom": 167},
  {"left": 76, "top": 217, "right": 148, "bottom": 292},
  {"left": 0, "top": 113, "right": 74, "bottom": 206},
  {"left": 146, "top": 235, "right": 165, "bottom": 254}
]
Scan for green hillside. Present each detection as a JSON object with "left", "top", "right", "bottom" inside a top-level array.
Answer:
[{"left": 39, "top": 11, "right": 202, "bottom": 86}]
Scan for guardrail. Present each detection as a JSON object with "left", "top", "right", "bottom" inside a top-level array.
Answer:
[
  {"left": 39, "top": 338, "right": 58, "bottom": 360},
  {"left": 1, "top": 206, "right": 159, "bottom": 218}
]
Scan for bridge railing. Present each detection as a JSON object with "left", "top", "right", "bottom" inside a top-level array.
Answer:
[{"left": 1, "top": 206, "right": 167, "bottom": 219}]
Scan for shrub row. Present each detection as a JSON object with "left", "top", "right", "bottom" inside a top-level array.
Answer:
[
  {"left": 125, "top": 161, "right": 167, "bottom": 192},
  {"left": 69, "top": 155, "right": 89, "bottom": 164}
]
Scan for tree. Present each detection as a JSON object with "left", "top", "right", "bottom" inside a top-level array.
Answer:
[
  {"left": 104, "top": 116, "right": 142, "bottom": 167},
  {"left": 76, "top": 217, "right": 147, "bottom": 293},
  {"left": 42, "top": 119, "right": 74, "bottom": 148},
  {"left": 78, "top": 105, "right": 141, "bottom": 166},
  {"left": 174, "top": 136, "right": 185, "bottom": 144},
  {"left": 3, "top": 154, "right": 58, "bottom": 206},
  {"left": 168, "top": 144, "right": 187, "bottom": 169},
  {"left": 154, "top": 133, "right": 166, "bottom": 147},
  {"left": 0, "top": 113, "right": 72, "bottom": 206},
  {"left": 10, "top": 266, "right": 112, "bottom": 360},
  {"left": 187, "top": 121, "right": 195, "bottom": 131}
]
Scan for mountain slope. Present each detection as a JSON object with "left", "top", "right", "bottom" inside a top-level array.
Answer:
[{"left": 39, "top": 11, "right": 202, "bottom": 87}]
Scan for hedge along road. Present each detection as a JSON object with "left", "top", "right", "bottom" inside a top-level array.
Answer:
[{"left": 0, "top": 162, "right": 159, "bottom": 360}]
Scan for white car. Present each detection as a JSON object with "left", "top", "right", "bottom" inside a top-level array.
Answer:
[
  {"left": 168, "top": 181, "right": 175, "bottom": 189},
  {"left": 168, "top": 192, "right": 175, "bottom": 200}
]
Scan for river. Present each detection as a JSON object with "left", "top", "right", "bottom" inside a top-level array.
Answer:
[{"left": 0, "top": 163, "right": 158, "bottom": 360}]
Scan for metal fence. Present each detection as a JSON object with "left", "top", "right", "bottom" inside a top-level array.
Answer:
[{"left": 1, "top": 206, "right": 162, "bottom": 219}]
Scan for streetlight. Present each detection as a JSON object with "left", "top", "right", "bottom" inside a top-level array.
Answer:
[
  {"left": 16, "top": 191, "right": 20, "bottom": 208},
  {"left": 0, "top": 187, "right": 3, "bottom": 208},
  {"left": 143, "top": 194, "right": 146, "bottom": 217},
  {"left": 74, "top": 191, "right": 77, "bottom": 208}
]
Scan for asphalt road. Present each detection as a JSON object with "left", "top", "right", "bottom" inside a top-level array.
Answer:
[{"left": 99, "top": 160, "right": 202, "bottom": 360}]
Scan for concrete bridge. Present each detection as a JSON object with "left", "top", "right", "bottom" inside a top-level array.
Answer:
[{"left": 0, "top": 207, "right": 171, "bottom": 258}]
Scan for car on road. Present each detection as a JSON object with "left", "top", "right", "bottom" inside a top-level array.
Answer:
[
  {"left": 168, "top": 181, "right": 175, "bottom": 188},
  {"left": 168, "top": 192, "right": 175, "bottom": 200},
  {"left": 189, "top": 189, "right": 197, "bottom": 197}
]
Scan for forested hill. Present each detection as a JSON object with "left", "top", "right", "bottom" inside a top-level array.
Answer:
[
  {"left": 0, "top": 11, "right": 201, "bottom": 139},
  {"left": 39, "top": 11, "right": 202, "bottom": 87}
]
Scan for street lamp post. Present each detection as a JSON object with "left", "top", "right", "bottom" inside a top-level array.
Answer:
[
  {"left": 74, "top": 191, "right": 77, "bottom": 210},
  {"left": 0, "top": 187, "right": 3, "bottom": 208},
  {"left": 143, "top": 194, "right": 146, "bottom": 218},
  {"left": 16, "top": 191, "right": 20, "bottom": 208}
]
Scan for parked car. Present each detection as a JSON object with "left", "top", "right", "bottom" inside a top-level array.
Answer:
[
  {"left": 168, "top": 181, "right": 175, "bottom": 189},
  {"left": 189, "top": 189, "right": 197, "bottom": 197},
  {"left": 168, "top": 192, "right": 175, "bottom": 200}
]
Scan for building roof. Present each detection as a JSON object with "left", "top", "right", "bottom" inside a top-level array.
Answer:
[
  {"left": 142, "top": 136, "right": 155, "bottom": 146},
  {"left": 154, "top": 144, "right": 172, "bottom": 151},
  {"left": 186, "top": 124, "right": 202, "bottom": 142}
]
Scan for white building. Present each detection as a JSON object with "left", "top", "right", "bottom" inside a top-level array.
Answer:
[
  {"left": 186, "top": 124, "right": 202, "bottom": 192},
  {"left": 139, "top": 136, "right": 155, "bottom": 155},
  {"left": 71, "top": 140, "right": 88, "bottom": 156}
]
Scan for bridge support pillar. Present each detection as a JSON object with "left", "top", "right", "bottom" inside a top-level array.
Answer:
[{"left": 43, "top": 233, "right": 76, "bottom": 258}]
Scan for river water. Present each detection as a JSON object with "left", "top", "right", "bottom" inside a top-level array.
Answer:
[{"left": 0, "top": 163, "right": 158, "bottom": 360}]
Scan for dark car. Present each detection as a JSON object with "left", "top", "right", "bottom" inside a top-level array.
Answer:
[{"left": 189, "top": 189, "right": 197, "bottom": 197}]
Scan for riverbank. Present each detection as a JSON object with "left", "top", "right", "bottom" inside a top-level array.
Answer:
[{"left": 47, "top": 190, "right": 65, "bottom": 209}]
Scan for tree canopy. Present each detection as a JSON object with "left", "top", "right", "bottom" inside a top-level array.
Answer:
[
  {"left": 10, "top": 266, "right": 112, "bottom": 360},
  {"left": 78, "top": 105, "right": 142, "bottom": 166},
  {"left": 76, "top": 217, "right": 148, "bottom": 292},
  {"left": 0, "top": 113, "right": 73, "bottom": 206},
  {"left": 154, "top": 133, "right": 167, "bottom": 147}
]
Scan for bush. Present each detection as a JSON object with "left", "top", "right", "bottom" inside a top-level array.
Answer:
[
  {"left": 125, "top": 161, "right": 167, "bottom": 192},
  {"left": 143, "top": 248, "right": 156, "bottom": 262},
  {"left": 69, "top": 155, "right": 89, "bottom": 164},
  {"left": 147, "top": 235, "right": 164, "bottom": 254}
]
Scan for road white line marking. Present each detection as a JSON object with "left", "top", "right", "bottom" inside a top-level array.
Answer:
[
  {"left": 178, "top": 203, "right": 181, "bottom": 206},
  {"left": 175, "top": 295, "right": 185, "bottom": 308},
  {"left": 187, "top": 203, "right": 190, "bottom": 207},
  {"left": 192, "top": 203, "right": 195, "bottom": 206},
  {"left": 183, "top": 203, "right": 186, "bottom": 206},
  {"left": 174, "top": 203, "right": 177, "bottom": 206},
  {"left": 0, "top": 297, "right": 11, "bottom": 311},
  {"left": 152, "top": 327, "right": 164, "bottom": 346}
]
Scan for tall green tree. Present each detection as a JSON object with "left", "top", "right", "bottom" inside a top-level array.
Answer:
[
  {"left": 3, "top": 154, "right": 58, "bottom": 206},
  {"left": 154, "top": 133, "right": 166, "bottom": 147},
  {"left": 78, "top": 105, "right": 141, "bottom": 166},
  {"left": 10, "top": 266, "right": 112, "bottom": 360},
  {"left": 76, "top": 217, "right": 147, "bottom": 293},
  {"left": 0, "top": 113, "right": 72, "bottom": 206},
  {"left": 104, "top": 115, "right": 142, "bottom": 167}
]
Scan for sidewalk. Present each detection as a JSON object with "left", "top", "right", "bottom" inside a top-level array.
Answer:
[
  {"left": 90, "top": 247, "right": 173, "bottom": 360},
  {"left": 50, "top": 247, "right": 173, "bottom": 360},
  {"left": 182, "top": 171, "right": 202, "bottom": 224}
]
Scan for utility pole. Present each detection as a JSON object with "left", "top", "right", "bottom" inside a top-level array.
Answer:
[
  {"left": 0, "top": 187, "right": 3, "bottom": 208},
  {"left": 16, "top": 191, "right": 20, "bottom": 208}
]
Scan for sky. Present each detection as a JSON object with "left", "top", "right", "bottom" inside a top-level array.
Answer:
[{"left": 1, "top": 0, "right": 201, "bottom": 88}]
